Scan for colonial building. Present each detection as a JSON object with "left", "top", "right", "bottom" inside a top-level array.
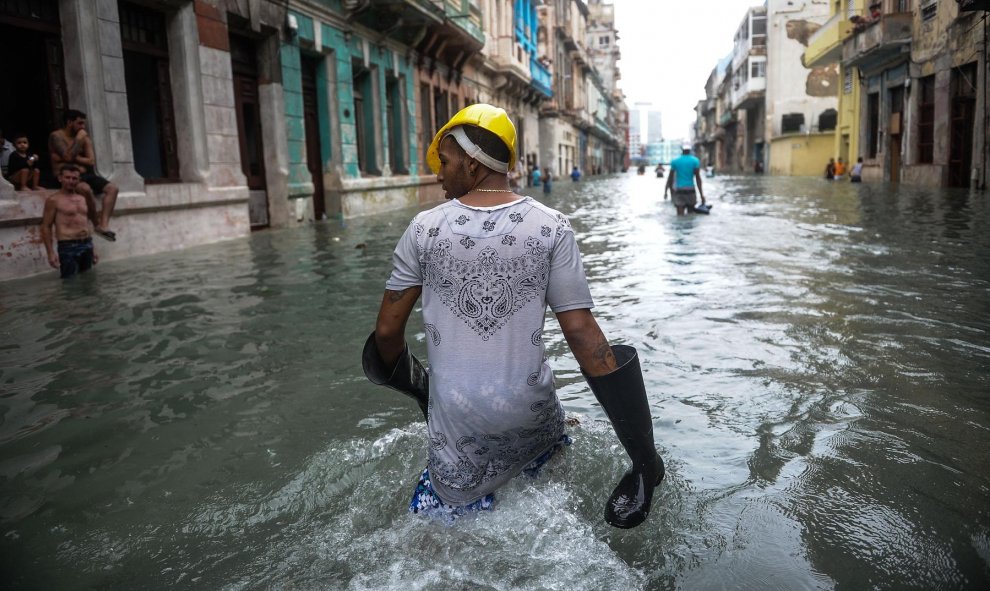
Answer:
[
  {"left": 729, "top": 5, "right": 768, "bottom": 173},
  {"left": 803, "top": 0, "right": 987, "bottom": 188},
  {"left": 478, "top": 0, "right": 552, "bottom": 178},
  {"left": 765, "top": 0, "right": 838, "bottom": 176},
  {"left": 586, "top": 0, "right": 626, "bottom": 173},
  {"left": 1, "top": 0, "right": 627, "bottom": 281},
  {"left": 1, "top": 0, "right": 290, "bottom": 281},
  {"left": 902, "top": 0, "right": 984, "bottom": 188}
]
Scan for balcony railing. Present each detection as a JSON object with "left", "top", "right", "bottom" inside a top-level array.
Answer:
[
  {"left": 530, "top": 57, "right": 552, "bottom": 97},
  {"left": 842, "top": 11, "right": 912, "bottom": 69},
  {"left": 731, "top": 76, "right": 766, "bottom": 110},
  {"left": 804, "top": 11, "right": 852, "bottom": 68}
]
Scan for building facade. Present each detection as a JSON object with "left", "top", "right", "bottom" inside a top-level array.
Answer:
[
  {"left": 803, "top": 0, "right": 987, "bottom": 188},
  {"left": 765, "top": 0, "right": 838, "bottom": 176},
  {"left": 902, "top": 0, "right": 984, "bottom": 188},
  {"left": 1, "top": 0, "right": 627, "bottom": 281},
  {"left": 729, "top": 6, "right": 768, "bottom": 173}
]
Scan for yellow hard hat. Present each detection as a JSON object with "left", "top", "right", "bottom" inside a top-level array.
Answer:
[{"left": 425, "top": 103, "right": 517, "bottom": 175}]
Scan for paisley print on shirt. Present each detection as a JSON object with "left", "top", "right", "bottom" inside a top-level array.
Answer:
[{"left": 422, "top": 238, "right": 551, "bottom": 340}]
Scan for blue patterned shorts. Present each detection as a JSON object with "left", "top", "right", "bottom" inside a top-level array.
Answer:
[{"left": 409, "top": 434, "right": 572, "bottom": 523}]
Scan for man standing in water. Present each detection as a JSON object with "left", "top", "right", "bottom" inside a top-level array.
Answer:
[
  {"left": 664, "top": 144, "right": 706, "bottom": 215},
  {"left": 362, "top": 104, "right": 664, "bottom": 528},
  {"left": 40, "top": 165, "right": 97, "bottom": 278}
]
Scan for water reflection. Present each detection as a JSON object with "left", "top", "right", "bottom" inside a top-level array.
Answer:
[{"left": 1, "top": 174, "right": 988, "bottom": 589}]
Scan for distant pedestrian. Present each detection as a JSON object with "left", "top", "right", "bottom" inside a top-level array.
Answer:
[
  {"left": 531, "top": 165, "right": 542, "bottom": 187},
  {"left": 664, "top": 145, "right": 706, "bottom": 215},
  {"left": 543, "top": 168, "right": 553, "bottom": 194},
  {"left": 834, "top": 157, "right": 846, "bottom": 180},
  {"left": 850, "top": 157, "right": 863, "bottom": 183},
  {"left": 570, "top": 166, "right": 581, "bottom": 182},
  {"left": 824, "top": 158, "right": 836, "bottom": 180}
]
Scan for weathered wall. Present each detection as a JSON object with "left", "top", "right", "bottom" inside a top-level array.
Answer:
[
  {"left": 766, "top": 0, "right": 838, "bottom": 174},
  {"left": 769, "top": 132, "right": 834, "bottom": 176}
]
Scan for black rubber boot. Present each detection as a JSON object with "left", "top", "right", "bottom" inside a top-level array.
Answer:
[
  {"left": 584, "top": 344, "right": 664, "bottom": 529},
  {"left": 361, "top": 332, "right": 429, "bottom": 420}
]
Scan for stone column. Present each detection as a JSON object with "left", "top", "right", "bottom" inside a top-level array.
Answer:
[{"left": 61, "top": 0, "right": 143, "bottom": 193}]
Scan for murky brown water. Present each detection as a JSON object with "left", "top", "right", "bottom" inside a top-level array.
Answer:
[{"left": 2, "top": 174, "right": 988, "bottom": 590}]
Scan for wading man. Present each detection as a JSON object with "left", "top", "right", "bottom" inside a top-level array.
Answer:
[
  {"left": 49, "top": 110, "right": 119, "bottom": 241},
  {"left": 40, "top": 165, "right": 98, "bottom": 278},
  {"left": 664, "top": 144, "right": 706, "bottom": 215},
  {"left": 362, "top": 104, "right": 664, "bottom": 528}
]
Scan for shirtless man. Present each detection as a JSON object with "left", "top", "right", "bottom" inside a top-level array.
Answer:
[
  {"left": 49, "top": 109, "right": 118, "bottom": 241},
  {"left": 40, "top": 165, "right": 98, "bottom": 278}
]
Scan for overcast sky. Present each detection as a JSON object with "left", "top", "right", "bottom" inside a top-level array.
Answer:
[{"left": 611, "top": 0, "right": 760, "bottom": 140}]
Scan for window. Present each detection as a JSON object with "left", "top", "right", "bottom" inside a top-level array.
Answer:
[
  {"left": 119, "top": 1, "right": 179, "bottom": 181},
  {"left": 819, "top": 109, "right": 838, "bottom": 131},
  {"left": 751, "top": 60, "right": 766, "bottom": 79},
  {"left": 866, "top": 92, "right": 880, "bottom": 158},
  {"left": 781, "top": 113, "right": 804, "bottom": 133},
  {"left": 352, "top": 65, "right": 376, "bottom": 174},
  {"left": 419, "top": 83, "right": 432, "bottom": 173},
  {"left": 843, "top": 69, "right": 853, "bottom": 94},
  {"left": 385, "top": 75, "right": 405, "bottom": 174},
  {"left": 434, "top": 88, "right": 449, "bottom": 139},
  {"left": 751, "top": 16, "right": 767, "bottom": 36},
  {"left": 918, "top": 75, "right": 935, "bottom": 164}
]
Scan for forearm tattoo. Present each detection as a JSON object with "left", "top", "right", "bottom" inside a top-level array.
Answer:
[{"left": 592, "top": 338, "right": 616, "bottom": 367}]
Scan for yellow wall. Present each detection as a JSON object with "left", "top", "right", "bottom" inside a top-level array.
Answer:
[
  {"left": 835, "top": 63, "right": 861, "bottom": 165},
  {"left": 769, "top": 133, "right": 835, "bottom": 176}
]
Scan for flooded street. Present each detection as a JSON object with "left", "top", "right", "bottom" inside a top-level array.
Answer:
[{"left": 2, "top": 174, "right": 989, "bottom": 590}]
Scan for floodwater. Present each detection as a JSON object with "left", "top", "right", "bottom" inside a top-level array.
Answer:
[{"left": 1, "top": 174, "right": 988, "bottom": 590}]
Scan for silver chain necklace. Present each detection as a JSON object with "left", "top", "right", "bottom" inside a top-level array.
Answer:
[{"left": 472, "top": 188, "right": 513, "bottom": 193}]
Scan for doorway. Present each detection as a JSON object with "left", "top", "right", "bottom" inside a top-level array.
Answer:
[
  {"left": 229, "top": 33, "right": 268, "bottom": 227},
  {"left": 948, "top": 63, "right": 976, "bottom": 188},
  {"left": 301, "top": 56, "right": 325, "bottom": 220},
  {"left": 0, "top": 1, "right": 67, "bottom": 187}
]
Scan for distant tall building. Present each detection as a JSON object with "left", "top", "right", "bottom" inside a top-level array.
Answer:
[
  {"left": 629, "top": 107, "right": 643, "bottom": 159},
  {"left": 647, "top": 110, "right": 663, "bottom": 143}
]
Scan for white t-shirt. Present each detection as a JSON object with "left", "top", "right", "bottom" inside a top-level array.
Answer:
[{"left": 386, "top": 196, "right": 594, "bottom": 504}]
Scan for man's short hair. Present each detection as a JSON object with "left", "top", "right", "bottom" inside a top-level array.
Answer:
[
  {"left": 64, "top": 109, "right": 87, "bottom": 124},
  {"left": 11, "top": 131, "right": 28, "bottom": 141},
  {"left": 461, "top": 125, "right": 512, "bottom": 165},
  {"left": 60, "top": 164, "right": 80, "bottom": 174}
]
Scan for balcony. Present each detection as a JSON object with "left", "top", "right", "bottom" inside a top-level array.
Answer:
[
  {"left": 804, "top": 11, "right": 853, "bottom": 68},
  {"left": 355, "top": 1, "right": 482, "bottom": 67},
  {"left": 842, "top": 12, "right": 912, "bottom": 73},
  {"left": 530, "top": 57, "right": 553, "bottom": 98},
  {"left": 958, "top": 0, "right": 990, "bottom": 10},
  {"left": 731, "top": 76, "right": 766, "bottom": 110}
]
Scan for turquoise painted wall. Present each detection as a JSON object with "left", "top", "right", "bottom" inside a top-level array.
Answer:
[{"left": 282, "top": 10, "right": 420, "bottom": 182}]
